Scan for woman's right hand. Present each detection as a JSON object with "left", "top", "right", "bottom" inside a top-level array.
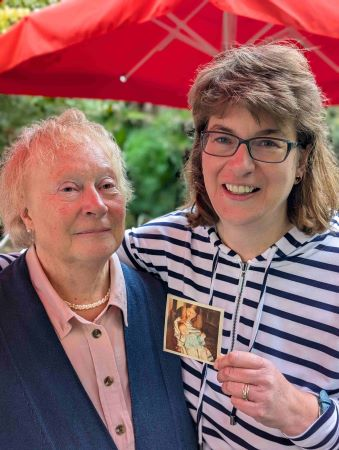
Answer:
[{"left": 214, "top": 350, "right": 319, "bottom": 436}]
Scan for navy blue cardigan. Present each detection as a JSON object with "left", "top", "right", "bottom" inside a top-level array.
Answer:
[{"left": 0, "top": 254, "right": 197, "bottom": 449}]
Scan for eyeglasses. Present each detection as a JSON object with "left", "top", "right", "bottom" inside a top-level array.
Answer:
[{"left": 201, "top": 130, "right": 301, "bottom": 163}]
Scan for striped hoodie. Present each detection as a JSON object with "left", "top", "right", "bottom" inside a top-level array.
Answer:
[{"left": 119, "top": 210, "right": 339, "bottom": 450}]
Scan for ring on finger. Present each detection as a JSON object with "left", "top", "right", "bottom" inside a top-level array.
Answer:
[{"left": 242, "top": 383, "right": 250, "bottom": 401}]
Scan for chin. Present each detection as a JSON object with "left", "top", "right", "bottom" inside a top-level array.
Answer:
[{"left": 76, "top": 245, "right": 117, "bottom": 262}]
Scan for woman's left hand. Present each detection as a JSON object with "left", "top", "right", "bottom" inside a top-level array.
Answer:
[{"left": 215, "top": 350, "right": 319, "bottom": 436}]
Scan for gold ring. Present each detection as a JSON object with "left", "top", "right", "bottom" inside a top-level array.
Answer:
[{"left": 242, "top": 383, "right": 250, "bottom": 401}]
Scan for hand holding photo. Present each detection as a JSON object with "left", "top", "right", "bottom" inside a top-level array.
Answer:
[{"left": 164, "top": 295, "right": 223, "bottom": 365}]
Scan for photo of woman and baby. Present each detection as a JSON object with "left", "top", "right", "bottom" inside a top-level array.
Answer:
[{"left": 164, "top": 296, "right": 223, "bottom": 364}]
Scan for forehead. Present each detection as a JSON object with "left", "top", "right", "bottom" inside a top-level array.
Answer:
[
  {"left": 208, "top": 104, "right": 296, "bottom": 136},
  {"left": 31, "top": 142, "right": 116, "bottom": 176}
]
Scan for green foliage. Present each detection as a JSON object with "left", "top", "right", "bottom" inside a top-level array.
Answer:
[
  {"left": 2, "top": 0, "right": 57, "bottom": 9},
  {"left": 0, "top": 0, "right": 59, "bottom": 34},
  {"left": 0, "top": 95, "right": 83, "bottom": 149},
  {"left": 327, "top": 107, "right": 339, "bottom": 156},
  {"left": 0, "top": 6, "right": 29, "bottom": 32},
  {"left": 123, "top": 108, "right": 191, "bottom": 224}
]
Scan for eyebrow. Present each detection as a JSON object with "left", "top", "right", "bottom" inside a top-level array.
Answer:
[{"left": 207, "top": 125, "right": 284, "bottom": 137}]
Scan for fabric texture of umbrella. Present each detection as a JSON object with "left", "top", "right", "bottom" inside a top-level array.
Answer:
[{"left": 0, "top": 0, "right": 338, "bottom": 107}]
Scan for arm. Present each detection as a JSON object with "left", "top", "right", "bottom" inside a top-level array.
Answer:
[
  {"left": 117, "top": 211, "right": 191, "bottom": 283},
  {"left": 215, "top": 351, "right": 339, "bottom": 449}
]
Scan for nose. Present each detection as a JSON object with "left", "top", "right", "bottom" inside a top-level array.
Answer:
[
  {"left": 227, "top": 142, "right": 255, "bottom": 174},
  {"left": 82, "top": 186, "right": 108, "bottom": 217}
]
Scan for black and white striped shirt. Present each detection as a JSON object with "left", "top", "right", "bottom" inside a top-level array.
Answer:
[{"left": 119, "top": 210, "right": 339, "bottom": 450}]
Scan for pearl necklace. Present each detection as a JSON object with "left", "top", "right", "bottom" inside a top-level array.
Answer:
[{"left": 63, "top": 288, "right": 110, "bottom": 311}]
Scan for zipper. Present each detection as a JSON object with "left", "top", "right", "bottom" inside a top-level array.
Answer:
[
  {"left": 230, "top": 262, "right": 248, "bottom": 352},
  {"left": 229, "top": 261, "right": 249, "bottom": 426}
]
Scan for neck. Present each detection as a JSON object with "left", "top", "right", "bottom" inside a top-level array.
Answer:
[
  {"left": 217, "top": 216, "right": 292, "bottom": 261},
  {"left": 35, "top": 249, "right": 111, "bottom": 315}
]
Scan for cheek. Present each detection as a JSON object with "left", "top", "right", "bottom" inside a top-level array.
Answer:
[
  {"left": 277, "top": 164, "right": 298, "bottom": 191},
  {"left": 202, "top": 155, "right": 224, "bottom": 186},
  {"left": 109, "top": 199, "right": 126, "bottom": 225},
  {"left": 201, "top": 155, "right": 212, "bottom": 178},
  {"left": 201, "top": 159, "right": 214, "bottom": 192},
  {"left": 34, "top": 203, "right": 77, "bottom": 239},
  {"left": 188, "top": 310, "right": 196, "bottom": 319},
  {"left": 57, "top": 205, "right": 74, "bottom": 217}
]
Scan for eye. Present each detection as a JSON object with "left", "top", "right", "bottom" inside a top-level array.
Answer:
[
  {"left": 99, "top": 179, "right": 119, "bottom": 193},
  {"left": 59, "top": 183, "right": 79, "bottom": 194},
  {"left": 254, "top": 139, "right": 281, "bottom": 148},
  {"left": 213, "top": 133, "right": 234, "bottom": 145},
  {"left": 61, "top": 186, "right": 77, "bottom": 192}
]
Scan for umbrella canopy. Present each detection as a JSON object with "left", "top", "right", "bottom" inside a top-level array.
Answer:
[{"left": 0, "top": 0, "right": 338, "bottom": 107}]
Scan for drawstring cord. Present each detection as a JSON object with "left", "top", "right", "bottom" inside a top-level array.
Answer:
[{"left": 197, "top": 247, "right": 220, "bottom": 446}]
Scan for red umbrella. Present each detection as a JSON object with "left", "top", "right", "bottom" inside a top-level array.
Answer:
[{"left": 0, "top": 0, "right": 338, "bottom": 107}]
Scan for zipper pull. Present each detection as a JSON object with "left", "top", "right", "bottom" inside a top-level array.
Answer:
[
  {"left": 230, "top": 406, "right": 237, "bottom": 425},
  {"left": 241, "top": 262, "right": 247, "bottom": 274}
]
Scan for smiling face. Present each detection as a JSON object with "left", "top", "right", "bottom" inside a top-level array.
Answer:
[
  {"left": 202, "top": 104, "right": 306, "bottom": 245},
  {"left": 21, "top": 143, "right": 126, "bottom": 271}
]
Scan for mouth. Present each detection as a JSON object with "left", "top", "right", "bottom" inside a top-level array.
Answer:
[
  {"left": 224, "top": 184, "right": 260, "bottom": 195},
  {"left": 75, "top": 228, "right": 111, "bottom": 235}
]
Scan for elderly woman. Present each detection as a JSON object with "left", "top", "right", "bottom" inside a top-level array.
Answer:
[
  {"left": 119, "top": 43, "right": 339, "bottom": 449},
  {"left": 0, "top": 109, "right": 197, "bottom": 450}
]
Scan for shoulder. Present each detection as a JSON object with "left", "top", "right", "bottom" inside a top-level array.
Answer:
[
  {"left": 126, "top": 209, "right": 209, "bottom": 244},
  {"left": 131, "top": 210, "right": 191, "bottom": 235},
  {"left": 0, "top": 252, "right": 21, "bottom": 273},
  {"left": 297, "top": 219, "right": 339, "bottom": 266},
  {"left": 121, "top": 263, "right": 169, "bottom": 327},
  {"left": 318, "top": 215, "right": 339, "bottom": 249},
  {"left": 329, "top": 213, "right": 339, "bottom": 236},
  {"left": 120, "top": 263, "right": 166, "bottom": 294},
  {"left": 0, "top": 253, "right": 30, "bottom": 300}
]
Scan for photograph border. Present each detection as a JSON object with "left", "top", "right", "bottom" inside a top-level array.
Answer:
[{"left": 163, "top": 294, "right": 224, "bottom": 365}]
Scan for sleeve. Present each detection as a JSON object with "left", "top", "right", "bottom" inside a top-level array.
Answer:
[
  {"left": 117, "top": 226, "right": 170, "bottom": 282},
  {"left": 0, "top": 252, "right": 21, "bottom": 272},
  {"left": 288, "top": 398, "right": 339, "bottom": 449},
  {"left": 117, "top": 213, "right": 190, "bottom": 283},
  {"left": 291, "top": 228, "right": 339, "bottom": 449}
]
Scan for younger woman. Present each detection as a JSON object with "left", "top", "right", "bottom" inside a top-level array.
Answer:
[{"left": 120, "top": 43, "right": 339, "bottom": 449}]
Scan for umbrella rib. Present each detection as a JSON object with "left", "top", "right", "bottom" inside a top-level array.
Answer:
[
  {"left": 264, "top": 27, "right": 339, "bottom": 73},
  {"left": 292, "top": 32, "right": 339, "bottom": 72},
  {"left": 245, "top": 23, "right": 275, "bottom": 44},
  {"left": 166, "top": 13, "right": 220, "bottom": 55},
  {"left": 222, "top": 12, "right": 237, "bottom": 50},
  {"left": 152, "top": 17, "right": 215, "bottom": 54},
  {"left": 120, "top": 21, "right": 197, "bottom": 82},
  {"left": 120, "top": 2, "right": 219, "bottom": 82}
]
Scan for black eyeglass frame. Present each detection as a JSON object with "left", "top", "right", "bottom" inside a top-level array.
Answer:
[{"left": 200, "top": 130, "right": 301, "bottom": 163}]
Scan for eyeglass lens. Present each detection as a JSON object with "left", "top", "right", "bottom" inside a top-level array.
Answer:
[{"left": 203, "top": 132, "right": 290, "bottom": 163}]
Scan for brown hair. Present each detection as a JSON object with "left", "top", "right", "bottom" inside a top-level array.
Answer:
[
  {"left": 184, "top": 42, "right": 339, "bottom": 234},
  {"left": 0, "top": 108, "right": 132, "bottom": 248}
]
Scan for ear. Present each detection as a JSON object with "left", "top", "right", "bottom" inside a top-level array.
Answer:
[
  {"left": 296, "top": 145, "right": 311, "bottom": 179},
  {"left": 20, "top": 207, "right": 34, "bottom": 233}
]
